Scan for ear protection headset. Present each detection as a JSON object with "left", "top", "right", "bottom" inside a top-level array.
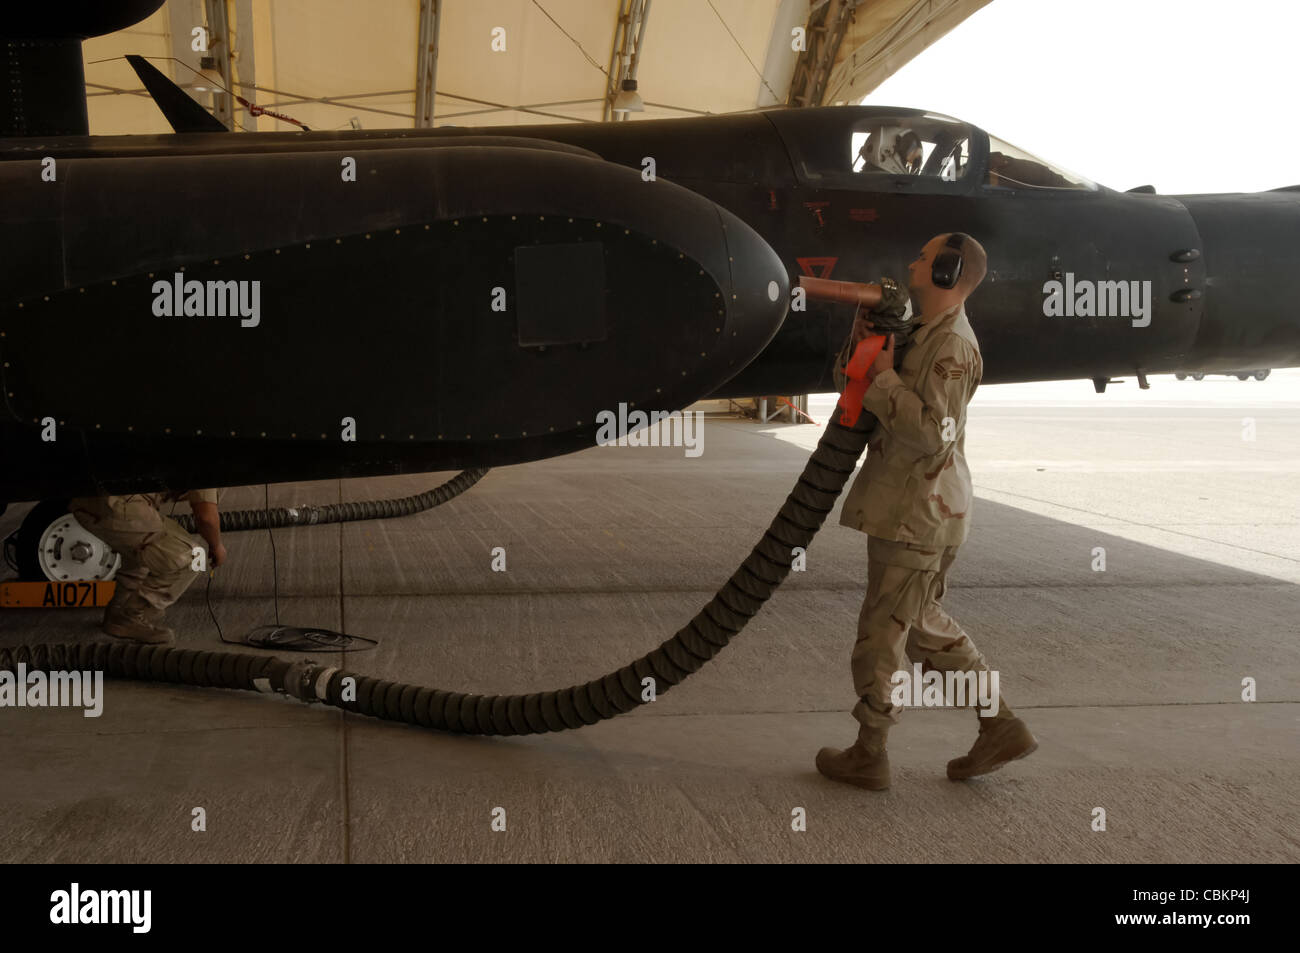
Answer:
[{"left": 931, "top": 232, "right": 969, "bottom": 290}]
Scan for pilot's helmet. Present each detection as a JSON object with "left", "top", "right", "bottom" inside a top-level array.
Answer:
[{"left": 859, "top": 126, "right": 924, "bottom": 174}]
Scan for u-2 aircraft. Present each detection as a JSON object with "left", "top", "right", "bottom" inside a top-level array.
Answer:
[{"left": 2, "top": 1, "right": 1298, "bottom": 513}]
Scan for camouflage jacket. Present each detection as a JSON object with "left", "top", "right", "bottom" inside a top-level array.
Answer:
[{"left": 836, "top": 303, "right": 982, "bottom": 546}]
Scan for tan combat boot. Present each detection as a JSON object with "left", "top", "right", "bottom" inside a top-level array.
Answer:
[
  {"left": 102, "top": 596, "right": 174, "bottom": 645},
  {"left": 947, "top": 706, "right": 1037, "bottom": 780},
  {"left": 816, "top": 725, "right": 891, "bottom": 790},
  {"left": 139, "top": 604, "right": 177, "bottom": 644}
]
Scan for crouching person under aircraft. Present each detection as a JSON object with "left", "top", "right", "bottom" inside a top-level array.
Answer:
[
  {"left": 68, "top": 490, "right": 226, "bottom": 645},
  {"left": 818, "top": 232, "right": 1037, "bottom": 790}
]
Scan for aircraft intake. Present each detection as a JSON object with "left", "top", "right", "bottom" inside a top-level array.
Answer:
[{"left": 0, "top": 143, "right": 790, "bottom": 502}]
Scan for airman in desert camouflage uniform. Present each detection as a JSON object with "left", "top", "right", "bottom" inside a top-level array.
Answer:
[
  {"left": 68, "top": 489, "right": 225, "bottom": 645},
  {"left": 817, "top": 233, "right": 1037, "bottom": 790}
]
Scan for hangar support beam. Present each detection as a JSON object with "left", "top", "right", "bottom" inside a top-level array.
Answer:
[
  {"left": 415, "top": 0, "right": 442, "bottom": 128},
  {"left": 202, "top": 0, "right": 235, "bottom": 128},
  {"left": 604, "top": 0, "right": 651, "bottom": 122},
  {"left": 822, "top": 0, "right": 992, "bottom": 103},
  {"left": 786, "top": 0, "right": 861, "bottom": 107}
]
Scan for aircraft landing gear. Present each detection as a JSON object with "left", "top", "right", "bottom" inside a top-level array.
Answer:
[{"left": 2, "top": 500, "right": 120, "bottom": 582}]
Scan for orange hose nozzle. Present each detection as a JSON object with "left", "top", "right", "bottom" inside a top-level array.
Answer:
[{"left": 798, "top": 276, "right": 883, "bottom": 309}]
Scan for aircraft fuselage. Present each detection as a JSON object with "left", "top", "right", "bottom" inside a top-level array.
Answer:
[{"left": 2, "top": 106, "right": 1297, "bottom": 503}]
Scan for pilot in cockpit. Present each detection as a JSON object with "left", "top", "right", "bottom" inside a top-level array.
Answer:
[{"left": 855, "top": 126, "right": 924, "bottom": 175}]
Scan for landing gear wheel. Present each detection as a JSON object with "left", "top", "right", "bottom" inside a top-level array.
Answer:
[
  {"left": 1174, "top": 373, "right": 1186, "bottom": 380},
  {"left": 1191, "top": 372, "right": 1205, "bottom": 380},
  {"left": 12, "top": 500, "right": 120, "bottom": 582},
  {"left": 1254, "top": 370, "right": 1270, "bottom": 380},
  {"left": 1237, "top": 373, "right": 1249, "bottom": 381}
]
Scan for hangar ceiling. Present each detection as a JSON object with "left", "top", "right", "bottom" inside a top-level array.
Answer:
[{"left": 82, "top": 0, "right": 991, "bottom": 135}]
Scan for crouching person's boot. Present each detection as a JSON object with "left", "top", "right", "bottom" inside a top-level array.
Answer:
[
  {"left": 816, "top": 725, "right": 891, "bottom": 791},
  {"left": 102, "top": 591, "right": 174, "bottom": 645},
  {"left": 947, "top": 702, "right": 1036, "bottom": 780},
  {"left": 139, "top": 602, "right": 177, "bottom": 644}
]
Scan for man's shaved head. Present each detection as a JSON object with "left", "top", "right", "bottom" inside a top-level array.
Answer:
[
  {"left": 906, "top": 232, "right": 989, "bottom": 322},
  {"left": 946, "top": 232, "right": 987, "bottom": 295}
]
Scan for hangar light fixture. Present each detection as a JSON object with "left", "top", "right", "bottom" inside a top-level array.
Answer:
[
  {"left": 612, "top": 78, "right": 643, "bottom": 114},
  {"left": 190, "top": 55, "right": 224, "bottom": 92}
]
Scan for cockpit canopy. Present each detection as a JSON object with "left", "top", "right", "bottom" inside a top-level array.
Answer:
[
  {"left": 983, "top": 133, "right": 1094, "bottom": 191},
  {"left": 767, "top": 107, "right": 1096, "bottom": 192},
  {"left": 852, "top": 114, "right": 972, "bottom": 180}
]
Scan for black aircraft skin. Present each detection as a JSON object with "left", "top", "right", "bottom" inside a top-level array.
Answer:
[{"left": 2, "top": 2, "right": 1298, "bottom": 507}]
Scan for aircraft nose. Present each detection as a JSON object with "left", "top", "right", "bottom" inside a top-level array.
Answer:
[{"left": 717, "top": 204, "right": 789, "bottom": 381}]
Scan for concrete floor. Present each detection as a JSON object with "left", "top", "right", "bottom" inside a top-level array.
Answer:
[{"left": 1, "top": 374, "right": 1297, "bottom": 863}]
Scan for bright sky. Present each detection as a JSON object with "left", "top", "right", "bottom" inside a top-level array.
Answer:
[
  {"left": 861, "top": 0, "right": 1299, "bottom": 392},
  {"left": 863, "top": 0, "right": 1298, "bottom": 195}
]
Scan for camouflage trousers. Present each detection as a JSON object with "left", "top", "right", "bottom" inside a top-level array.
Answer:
[
  {"left": 851, "top": 535, "right": 1008, "bottom": 730},
  {"left": 69, "top": 500, "right": 201, "bottom": 613}
]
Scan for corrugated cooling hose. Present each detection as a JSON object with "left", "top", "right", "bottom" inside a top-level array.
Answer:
[
  {"left": 170, "top": 468, "right": 491, "bottom": 534},
  {"left": 0, "top": 413, "right": 876, "bottom": 734}
]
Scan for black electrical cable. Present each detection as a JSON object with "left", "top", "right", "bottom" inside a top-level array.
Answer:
[
  {"left": 1, "top": 411, "right": 878, "bottom": 735},
  {"left": 265, "top": 483, "right": 279, "bottom": 626},
  {"left": 205, "top": 570, "right": 222, "bottom": 641},
  {"left": 206, "top": 483, "right": 381, "bottom": 652},
  {"left": 199, "top": 484, "right": 285, "bottom": 644},
  {"left": 174, "top": 470, "right": 488, "bottom": 642},
  {"left": 195, "top": 471, "right": 484, "bottom": 645}
]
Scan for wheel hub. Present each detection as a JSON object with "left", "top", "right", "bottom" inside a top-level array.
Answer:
[{"left": 38, "top": 515, "right": 120, "bottom": 582}]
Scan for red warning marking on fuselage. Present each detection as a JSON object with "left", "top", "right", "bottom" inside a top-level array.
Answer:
[
  {"left": 796, "top": 256, "right": 838, "bottom": 278},
  {"left": 803, "top": 201, "right": 830, "bottom": 227}
]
